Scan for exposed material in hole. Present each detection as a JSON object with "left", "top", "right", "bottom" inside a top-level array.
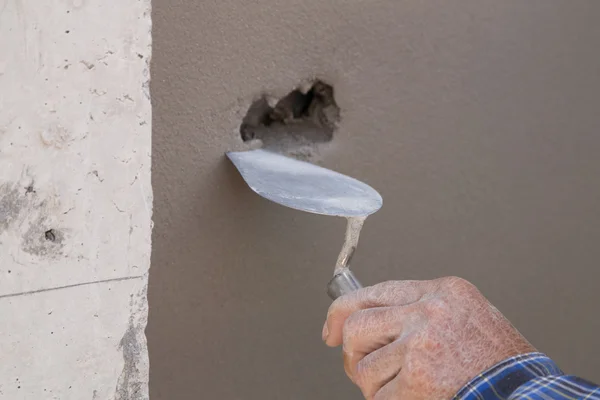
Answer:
[
  {"left": 240, "top": 80, "right": 340, "bottom": 155},
  {"left": 45, "top": 229, "right": 57, "bottom": 242}
]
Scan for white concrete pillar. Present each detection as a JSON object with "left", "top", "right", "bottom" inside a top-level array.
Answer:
[{"left": 0, "top": 0, "right": 152, "bottom": 399}]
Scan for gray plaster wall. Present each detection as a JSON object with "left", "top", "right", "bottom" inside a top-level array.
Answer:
[{"left": 149, "top": 1, "right": 600, "bottom": 399}]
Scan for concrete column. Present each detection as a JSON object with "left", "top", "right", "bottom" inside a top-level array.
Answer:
[{"left": 0, "top": 0, "right": 152, "bottom": 399}]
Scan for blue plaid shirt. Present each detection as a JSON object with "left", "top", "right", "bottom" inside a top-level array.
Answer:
[{"left": 454, "top": 352, "right": 600, "bottom": 399}]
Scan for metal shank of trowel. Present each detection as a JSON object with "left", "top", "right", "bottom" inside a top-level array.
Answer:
[{"left": 327, "top": 269, "right": 362, "bottom": 299}]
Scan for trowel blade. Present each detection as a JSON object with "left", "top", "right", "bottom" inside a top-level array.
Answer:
[{"left": 226, "top": 149, "right": 383, "bottom": 217}]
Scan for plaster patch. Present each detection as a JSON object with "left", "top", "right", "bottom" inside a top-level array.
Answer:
[
  {"left": 40, "top": 124, "right": 72, "bottom": 149},
  {"left": 70, "top": 0, "right": 86, "bottom": 10}
]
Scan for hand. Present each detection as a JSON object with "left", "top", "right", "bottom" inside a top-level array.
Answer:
[{"left": 322, "top": 277, "right": 536, "bottom": 400}]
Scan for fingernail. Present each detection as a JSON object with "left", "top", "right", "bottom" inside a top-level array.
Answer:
[{"left": 322, "top": 322, "right": 329, "bottom": 341}]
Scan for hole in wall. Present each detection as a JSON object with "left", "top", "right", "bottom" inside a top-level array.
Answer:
[
  {"left": 44, "top": 229, "right": 57, "bottom": 242},
  {"left": 239, "top": 80, "right": 340, "bottom": 156}
]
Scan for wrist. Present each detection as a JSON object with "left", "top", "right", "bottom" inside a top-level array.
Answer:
[{"left": 453, "top": 352, "right": 563, "bottom": 400}]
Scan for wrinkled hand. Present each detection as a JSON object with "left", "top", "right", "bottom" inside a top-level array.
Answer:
[{"left": 322, "top": 277, "right": 535, "bottom": 400}]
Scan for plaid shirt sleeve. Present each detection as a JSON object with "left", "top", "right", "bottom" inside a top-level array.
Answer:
[{"left": 453, "top": 352, "right": 600, "bottom": 399}]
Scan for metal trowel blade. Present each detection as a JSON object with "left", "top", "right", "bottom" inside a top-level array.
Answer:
[{"left": 226, "top": 149, "right": 382, "bottom": 217}]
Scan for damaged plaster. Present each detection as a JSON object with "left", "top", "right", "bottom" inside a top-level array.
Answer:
[
  {"left": 0, "top": 0, "right": 152, "bottom": 398},
  {"left": 0, "top": 180, "right": 66, "bottom": 259},
  {"left": 236, "top": 80, "right": 341, "bottom": 162},
  {"left": 114, "top": 287, "right": 149, "bottom": 400}
]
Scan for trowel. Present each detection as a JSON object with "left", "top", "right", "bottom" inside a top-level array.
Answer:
[{"left": 227, "top": 149, "right": 383, "bottom": 299}]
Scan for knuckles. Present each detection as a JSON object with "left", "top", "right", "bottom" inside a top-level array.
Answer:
[
  {"left": 342, "top": 309, "right": 371, "bottom": 352},
  {"left": 354, "top": 355, "right": 374, "bottom": 390},
  {"left": 363, "top": 280, "right": 401, "bottom": 304},
  {"left": 420, "top": 297, "right": 451, "bottom": 319},
  {"left": 436, "top": 276, "right": 485, "bottom": 305},
  {"left": 440, "top": 276, "right": 479, "bottom": 295}
]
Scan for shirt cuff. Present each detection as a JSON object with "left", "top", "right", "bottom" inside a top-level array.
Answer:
[{"left": 453, "top": 352, "right": 564, "bottom": 400}]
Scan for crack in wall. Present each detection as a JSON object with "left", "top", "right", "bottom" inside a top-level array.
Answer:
[{"left": 0, "top": 275, "right": 145, "bottom": 299}]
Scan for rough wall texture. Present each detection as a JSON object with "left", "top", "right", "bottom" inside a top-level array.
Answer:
[
  {"left": 149, "top": 1, "right": 600, "bottom": 399},
  {"left": 0, "top": 0, "right": 152, "bottom": 398}
]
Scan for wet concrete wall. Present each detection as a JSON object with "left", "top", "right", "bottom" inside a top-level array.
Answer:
[{"left": 149, "top": 1, "right": 600, "bottom": 398}]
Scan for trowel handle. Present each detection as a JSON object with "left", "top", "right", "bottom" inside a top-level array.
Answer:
[{"left": 327, "top": 269, "right": 363, "bottom": 300}]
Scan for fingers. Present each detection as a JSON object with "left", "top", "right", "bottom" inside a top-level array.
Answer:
[
  {"left": 373, "top": 372, "right": 405, "bottom": 400},
  {"left": 325, "top": 280, "right": 438, "bottom": 347},
  {"left": 354, "top": 338, "right": 410, "bottom": 399},
  {"left": 340, "top": 305, "right": 424, "bottom": 391},
  {"left": 340, "top": 307, "right": 404, "bottom": 376},
  {"left": 322, "top": 277, "right": 527, "bottom": 400}
]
